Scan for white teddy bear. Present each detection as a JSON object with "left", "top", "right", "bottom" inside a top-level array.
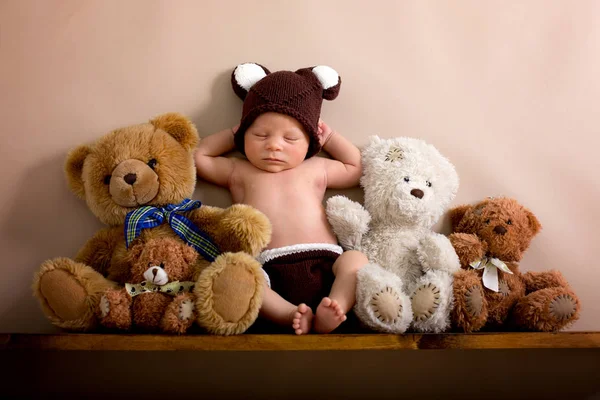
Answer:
[{"left": 326, "top": 136, "right": 460, "bottom": 333}]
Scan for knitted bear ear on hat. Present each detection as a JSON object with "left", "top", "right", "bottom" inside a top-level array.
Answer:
[
  {"left": 231, "top": 63, "right": 271, "bottom": 100},
  {"left": 295, "top": 65, "right": 342, "bottom": 100},
  {"left": 310, "top": 65, "right": 341, "bottom": 100}
]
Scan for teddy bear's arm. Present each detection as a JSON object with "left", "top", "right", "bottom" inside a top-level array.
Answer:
[
  {"left": 187, "top": 204, "right": 272, "bottom": 257},
  {"left": 326, "top": 195, "right": 371, "bottom": 251},
  {"left": 448, "top": 232, "right": 487, "bottom": 268},
  {"left": 418, "top": 233, "right": 461, "bottom": 274},
  {"left": 74, "top": 227, "right": 122, "bottom": 277}
]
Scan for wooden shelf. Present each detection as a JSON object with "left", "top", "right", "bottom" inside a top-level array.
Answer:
[{"left": 2, "top": 332, "right": 599, "bottom": 351}]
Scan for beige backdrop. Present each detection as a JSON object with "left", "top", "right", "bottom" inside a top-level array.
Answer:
[{"left": 1, "top": 0, "right": 598, "bottom": 332}]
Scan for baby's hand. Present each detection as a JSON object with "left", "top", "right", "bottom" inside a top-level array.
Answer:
[
  {"left": 231, "top": 124, "right": 240, "bottom": 134},
  {"left": 317, "top": 119, "right": 335, "bottom": 146}
]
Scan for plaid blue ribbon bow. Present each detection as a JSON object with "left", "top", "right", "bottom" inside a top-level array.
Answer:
[{"left": 124, "top": 199, "right": 220, "bottom": 262}]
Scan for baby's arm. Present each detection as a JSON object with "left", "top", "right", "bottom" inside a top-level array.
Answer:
[
  {"left": 194, "top": 127, "right": 237, "bottom": 188},
  {"left": 319, "top": 120, "right": 362, "bottom": 189}
]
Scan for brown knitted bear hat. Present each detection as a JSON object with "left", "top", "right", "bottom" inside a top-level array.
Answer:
[{"left": 231, "top": 63, "right": 341, "bottom": 158}]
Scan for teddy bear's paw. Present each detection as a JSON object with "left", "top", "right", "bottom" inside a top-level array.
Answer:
[
  {"left": 411, "top": 270, "right": 455, "bottom": 332},
  {"left": 549, "top": 294, "right": 578, "bottom": 322},
  {"left": 325, "top": 196, "right": 371, "bottom": 250},
  {"left": 451, "top": 270, "right": 488, "bottom": 332},
  {"left": 512, "top": 288, "right": 580, "bottom": 332},
  {"left": 179, "top": 299, "right": 195, "bottom": 321},
  {"left": 195, "top": 252, "right": 264, "bottom": 335},
  {"left": 33, "top": 258, "right": 115, "bottom": 331},
  {"left": 161, "top": 294, "right": 195, "bottom": 334},
  {"left": 355, "top": 264, "right": 413, "bottom": 333},
  {"left": 99, "top": 295, "right": 110, "bottom": 317},
  {"left": 98, "top": 289, "right": 132, "bottom": 330},
  {"left": 221, "top": 205, "right": 272, "bottom": 255},
  {"left": 369, "top": 287, "right": 403, "bottom": 325},
  {"left": 410, "top": 283, "right": 441, "bottom": 322},
  {"left": 465, "top": 285, "right": 484, "bottom": 317}
]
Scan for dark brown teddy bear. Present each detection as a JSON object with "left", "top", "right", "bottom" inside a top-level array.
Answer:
[
  {"left": 449, "top": 197, "right": 580, "bottom": 332},
  {"left": 99, "top": 237, "right": 199, "bottom": 334}
]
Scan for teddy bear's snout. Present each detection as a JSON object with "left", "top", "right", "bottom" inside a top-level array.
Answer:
[
  {"left": 493, "top": 225, "right": 507, "bottom": 235},
  {"left": 410, "top": 189, "right": 424, "bottom": 199},
  {"left": 109, "top": 159, "right": 160, "bottom": 207},
  {"left": 143, "top": 265, "right": 169, "bottom": 285}
]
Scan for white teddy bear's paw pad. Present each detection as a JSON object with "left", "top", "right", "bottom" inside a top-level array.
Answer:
[
  {"left": 99, "top": 295, "right": 110, "bottom": 318},
  {"left": 410, "top": 283, "right": 441, "bottom": 321},
  {"left": 369, "top": 287, "right": 403, "bottom": 324},
  {"left": 178, "top": 299, "right": 194, "bottom": 321}
]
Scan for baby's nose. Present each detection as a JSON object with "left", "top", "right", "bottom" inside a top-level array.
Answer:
[{"left": 265, "top": 138, "right": 282, "bottom": 150}]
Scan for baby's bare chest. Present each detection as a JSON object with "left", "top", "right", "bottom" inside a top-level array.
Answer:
[{"left": 231, "top": 163, "right": 325, "bottom": 206}]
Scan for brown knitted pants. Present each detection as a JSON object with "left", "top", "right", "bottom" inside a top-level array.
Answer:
[{"left": 262, "top": 249, "right": 339, "bottom": 312}]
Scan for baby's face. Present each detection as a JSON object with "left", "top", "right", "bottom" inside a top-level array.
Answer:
[{"left": 244, "top": 112, "right": 310, "bottom": 173}]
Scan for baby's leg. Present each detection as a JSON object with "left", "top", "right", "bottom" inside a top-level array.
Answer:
[
  {"left": 314, "top": 250, "right": 368, "bottom": 333},
  {"left": 260, "top": 282, "right": 313, "bottom": 335}
]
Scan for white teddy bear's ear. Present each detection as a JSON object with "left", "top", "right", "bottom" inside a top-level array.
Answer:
[
  {"left": 231, "top": 63, "right": 270, "bottom": 100},
  {"left": 367, "top": 135, "right": 382, "bottom": 145}
]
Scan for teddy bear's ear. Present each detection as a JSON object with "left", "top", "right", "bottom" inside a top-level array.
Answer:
[
  {"left": 231, "top": 63, "right": 270, "bottom": 100},
  {"left": 150, "top": 113, "right": 199, "bottom": 151},
  {"left": 181, "top": 244, "right": 198, "bottom": 265},
  {"left": 64, "top": 145, "right": 92, "bottom": 199},
  {"left": 448, "top": 205, "right": 472, "bottom": 231},
  {"left": 310, "top": 65, "right": 341, "bottom": 100},
  {"left": 525, "top": 208, "right": 542, "bottom": 235},
  {"left": 367, "top": 135, "right": 382, "bottom": 145},
  {"left": 126, "top": 242, "right": 145, "bottom": 264}
]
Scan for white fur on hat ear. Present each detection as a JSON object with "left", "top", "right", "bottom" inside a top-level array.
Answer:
[
  {"left": 234, "top": 63, "right": 268, "bottom": 92},
  {"left": 312, "top": 65, "right": 339, "bottom": 89}
]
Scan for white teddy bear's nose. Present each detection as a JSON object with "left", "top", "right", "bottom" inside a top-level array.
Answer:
[
  {"left": 410, "top": 189, "right": 424, "bottom": 199},
  {"left": 143, "top": 265, "right": 168, "bottom": 286}
]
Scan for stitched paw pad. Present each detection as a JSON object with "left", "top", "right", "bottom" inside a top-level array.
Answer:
[
  {"left": 498, "top": 279, "right": 510, "bottom": 296},
  {"left": 411, "top": 283, "right": 441, "bottom": 321},
  {"left": 465, "top": 285, "right": 483, "bottom": 317},
  {"left": 369, "top": 287, "right": 402, "bottom": 324},
  {"left": 99, "top": 295, "right": 110, "bottom": 318},
  {"left": 549, "top": 294, "right": 577, "bottom": 321},
  {"left": 178, "top": 299, "right": 194, "bottom": 321}
]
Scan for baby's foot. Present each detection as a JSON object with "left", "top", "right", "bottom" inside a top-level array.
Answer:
[
  {"left": 292, "top": 303, "right": 314, "bottom": 335},
  {"left": 314, "top": 297, "right": 347, "bottom": 334}
]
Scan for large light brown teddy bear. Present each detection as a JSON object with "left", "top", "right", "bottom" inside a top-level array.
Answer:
[
  {"left": 450, "top": 197, "right": 580, "bottom": 332},
  {"left": 33, "top": 113, "right": 272, "bottom": 335}
]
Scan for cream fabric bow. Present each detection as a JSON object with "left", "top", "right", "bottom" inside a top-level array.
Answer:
[{"left": 469, "top": 257, "right": 513, "bottom": 292}]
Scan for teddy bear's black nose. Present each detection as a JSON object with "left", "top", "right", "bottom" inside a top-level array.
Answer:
[
  {"left": 124, "top": 173, "right": 137, "bottom": 185},
  {"left": 410, "top": 189, "right": 424, "bottom": 199},
  {"left": 494, "top": 225, "right": 507, "bottom": 235}
]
